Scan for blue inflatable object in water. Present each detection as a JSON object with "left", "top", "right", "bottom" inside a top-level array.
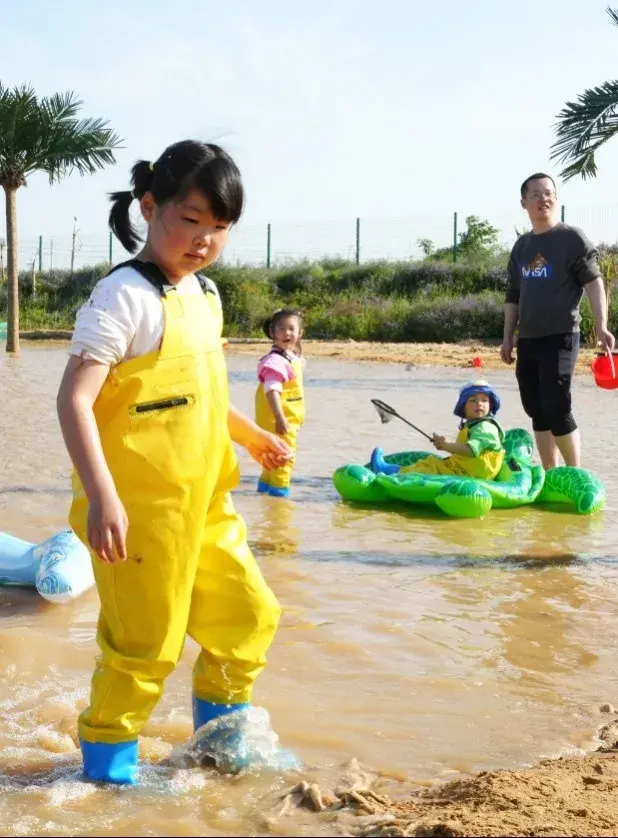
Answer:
[{"left": 0, "top": 528, "right": 95, "bottom": 603}]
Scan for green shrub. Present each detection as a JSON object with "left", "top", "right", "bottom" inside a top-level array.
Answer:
[{"left": 3, "top": 256, "right": 617, "bottom": 345}]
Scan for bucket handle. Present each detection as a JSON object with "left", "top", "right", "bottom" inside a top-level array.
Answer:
[{"left": 592, "top": 349, "right": 617, "bottom": 378}]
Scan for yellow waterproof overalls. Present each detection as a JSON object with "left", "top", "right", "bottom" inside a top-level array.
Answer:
[
  {"left": 70, "top": 261, "right": 281, "bottom": 744},
  {"left": 400, "top": 418, "right": 505, "bottom": 480},
  {"left": 255, "top": 349, "right": 305, "bottom": 493}
]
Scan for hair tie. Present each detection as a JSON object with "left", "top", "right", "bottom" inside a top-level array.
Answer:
[{"left": 149, "top": 161, "right": 155, "bottom": 172}]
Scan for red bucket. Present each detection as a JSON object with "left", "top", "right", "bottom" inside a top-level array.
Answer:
[{"left": 591, "top": 353, "right": 618, "bottom": 389}]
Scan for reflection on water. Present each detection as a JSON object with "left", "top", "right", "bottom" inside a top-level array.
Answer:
[
  {"left": 1, "top": 346, "right": 618, "bottom": 835},
  {"left": 251, "top": 492, "right": 301, "bottom": 556}
]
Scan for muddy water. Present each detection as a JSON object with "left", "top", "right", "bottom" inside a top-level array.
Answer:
[{"left": 1, "top": 345, "right": 618, "bottom": 837}]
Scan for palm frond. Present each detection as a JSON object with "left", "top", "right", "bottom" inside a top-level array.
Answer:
[
  {"left": 0, "top": 84, "right": 40, "bottom": 184},
  {"left": 41, "top": 124, "right": 123, "bottom": 182},
  {"left": 33, "top": 110, "right": 123, "bottom": 181},
  {"left": 41, "top": 91, "right": 83, "bottom": 125},
  {"left": 0, "top": 85, "right": 122, "bottom": 186},
  {"left": 550, "top": 80, "right": 618, "bottom": 182},
  {"left": 607, "top": 5, "right": 618, "bottom": 26}
]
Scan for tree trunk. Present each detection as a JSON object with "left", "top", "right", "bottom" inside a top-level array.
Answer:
[{"left": 4, "top": 186, "right": 19, "bottom": 355}]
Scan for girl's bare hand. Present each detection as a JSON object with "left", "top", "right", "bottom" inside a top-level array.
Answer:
[
  {"left": 87, "top": 491, "right": 129, "bottom": 563},
  {"left": 275, "top": 416, "right": 290, "bottom": 436},
  {"left": 246, "top": 431, "right": 294, "bottom": 470}
]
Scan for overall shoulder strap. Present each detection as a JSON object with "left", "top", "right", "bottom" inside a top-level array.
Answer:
[
  {"left": 106, "top": 259, "right": 170, "bottom": 297},
  {"left": 267, "top": 345, "right": 294, "bottom": 363},
  {"left": 107, "top": 260, "right": 216, "bottom": 298},
  {"left": 195, "top": 272, "right": 217, "bottom": 295}
]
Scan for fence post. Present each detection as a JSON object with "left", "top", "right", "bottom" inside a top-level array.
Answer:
[
  {"left": 38, "top": 235, "right": 42, "bottom": 272},
  {"left": 266, "top": 223, "right": 271, "bottom": 269},
  {"left": 355, "top": 217, "right": 360, "bottom": 265},
  {"left": 108, "top": 231, "right": 113, "bottom": 264},
  {"left": 561, "top": 204, "right": 565, "bottom": 222},
  {"left": 453, "top": 212, "right": 458, "bottom": 264}
]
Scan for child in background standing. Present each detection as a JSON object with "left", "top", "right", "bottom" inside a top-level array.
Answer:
[{"left": 255, "top": 309, "right": 305, "bottom": 497}]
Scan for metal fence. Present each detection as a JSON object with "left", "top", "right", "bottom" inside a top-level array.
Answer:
[{"left": 5, "top": 203, "right": 618, "bottom": 273}]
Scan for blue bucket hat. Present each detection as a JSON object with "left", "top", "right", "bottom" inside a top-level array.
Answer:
[{"left": 454, "top": 379, "right": 500, "bottom": 419}]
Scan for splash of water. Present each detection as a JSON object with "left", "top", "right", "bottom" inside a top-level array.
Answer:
[{"left": 172, "top": 706, "right": 301, "bottom": 775}]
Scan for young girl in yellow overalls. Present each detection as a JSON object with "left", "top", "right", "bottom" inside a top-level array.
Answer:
[
  {"left": 371, "top": 381, "right": 505, "bottom": 479},
  {"left": 255, "top": 309, "right": 305, "bottom": 497},
  {"left": 56, "top": 141, "right": 297, "bottom": 784}
]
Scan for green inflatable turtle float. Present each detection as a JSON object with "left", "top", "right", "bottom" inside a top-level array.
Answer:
[{"left": 332, "top": 428, "right": 605, "bottom": 518}]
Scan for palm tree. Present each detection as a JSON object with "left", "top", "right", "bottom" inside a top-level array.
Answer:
[
  {"left": 0, "top": 84, "right": 122, "bottom": 353},
  {"left": 551, "top": 7, "right": 618, "bottom": 182}
]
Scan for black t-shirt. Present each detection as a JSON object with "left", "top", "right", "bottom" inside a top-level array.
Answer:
[{"left": 505, "top": 223, "right": 601, "bottom": 338}]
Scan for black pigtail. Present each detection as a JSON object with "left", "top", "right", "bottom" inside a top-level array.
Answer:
[
  {"left": 108, "top": 160, "right": 154, "bottom": 253},
  {"left": 263, "top": 317, "right": 274, "bottom": 340}
]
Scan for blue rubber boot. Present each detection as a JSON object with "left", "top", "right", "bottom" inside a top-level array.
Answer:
[
  {"left": 193, "top": 697, "right": 250, "bottom": 730},
  {"left": 370, "top": 447, "right": 401, "bottom": 475},
  {"left": 257, "top": 480, "right": 290, "bottom": 497},
  {"left": 191, "top": 698, "right": 301, "bottom": 774},
  {"left": 80, "top": 738, "right": 138, "bottom": 785},
  {"left": 267, "top": 485, "right": 290, "bottom": 497}
]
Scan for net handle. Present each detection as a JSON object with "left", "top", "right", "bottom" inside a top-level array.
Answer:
[{"left": 370, "top": 399, "right": 433, "bottom": 441}]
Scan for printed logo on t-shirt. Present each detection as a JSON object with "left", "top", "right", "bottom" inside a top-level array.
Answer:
[{"left": 520, "top": 254, "right": 553, "bottom": 280}]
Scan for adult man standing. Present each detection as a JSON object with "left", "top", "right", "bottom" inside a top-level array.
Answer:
[{"left": 501, "top": 173, "right": 615, "bottom": 469}]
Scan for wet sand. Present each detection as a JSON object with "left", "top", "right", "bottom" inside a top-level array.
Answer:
[
  {"left": 378, "top": 749, "right": 618, "bottom": 838},
  {"left": 270, "top": 717, "right": 618, "bottom": 837},
  {"left": 20, "top": 333, "right": 601, "bottom": 374},
  {"left": 224, "top": 337, "right": 600, "bottom": 374}
]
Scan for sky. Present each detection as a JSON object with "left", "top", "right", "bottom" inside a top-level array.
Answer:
[{"left": 2, "top": 0, "right": 618, "bottom": 268}]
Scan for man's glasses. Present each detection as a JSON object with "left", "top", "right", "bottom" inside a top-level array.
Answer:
[{"left": 527, "top": 191, "right": 556, "bottom": 201}]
